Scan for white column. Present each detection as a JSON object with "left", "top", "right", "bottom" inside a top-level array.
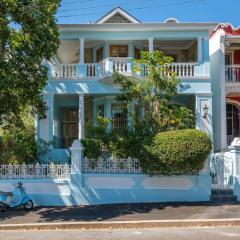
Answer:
[
  {"left": 80, "top": 38, "right": 85, "bottom": 64},
  {"left": 149, "top": 37, "right": 154, "bottom": 53},
  {"left": 48, "top": 93, "right": 54, "bottom": 141},
  {"left": 70, "top": 140, "right": 84, "bottom": 174},
  {"left": 198, "top": 37, "right": 203, "bottom": 63},
  {"left": 104, "top": 42, "right": 110, "bottom": 59},
  {"left": 128, "top": 41, "right": 133, "bottom": 58},
  {"left": 220, "top": 35, "right": 227, "bottom": 149},
  {"left": 79, "top": 95, "right": 85, "bottom": 139}
]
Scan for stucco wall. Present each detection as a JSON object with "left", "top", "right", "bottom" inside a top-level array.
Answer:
[{"left": 0, "top": 173, "right": 211, "bottom": 206}]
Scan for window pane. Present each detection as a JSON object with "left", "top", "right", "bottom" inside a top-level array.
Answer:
[
  {"left": 62, "top": 109, "right": 79, "bottom": 148},
  {"left": 111, "top": 103, "right": 127, "bottom": 131},
  {"left": 97, "top": 104, "right": 104, "bottom": 117}
]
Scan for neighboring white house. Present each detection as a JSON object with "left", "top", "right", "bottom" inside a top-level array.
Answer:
[{"left": 210, "top": 24, "right": 240, "bottom": 151}]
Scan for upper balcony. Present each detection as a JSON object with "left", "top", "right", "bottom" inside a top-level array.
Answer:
[
  {"left": 225, "top": 65, "right": 240, "bottom": 83},
  {"left": 225, "top": 39, "right": 240, "bottom": 83},
  {"left": 47, "top": 38, "right": 209, "bottom": 81}
]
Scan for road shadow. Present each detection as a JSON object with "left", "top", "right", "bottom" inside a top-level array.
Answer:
[{"left": 1, "top": 201, "right": 240, "bottom": 223}]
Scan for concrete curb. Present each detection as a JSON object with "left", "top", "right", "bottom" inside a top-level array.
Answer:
[{"left": 1, "top": 219, "right": 240, "bottom": 231}]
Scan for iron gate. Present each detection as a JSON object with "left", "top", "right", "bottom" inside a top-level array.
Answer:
[{"left": 210, "top": 153, "right": 234, "bottom": 189}]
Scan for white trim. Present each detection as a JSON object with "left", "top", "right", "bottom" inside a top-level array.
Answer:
[
  {"left": 79, "top": 95, "right": 85, "bottom": 139},
  {"left": 48, "top": 93, "right": 54, "bottom": 141},
  {"left": 58, "top": 23, "right": 216, "bottom": 32},
  {"left": 149, "top": 37, "right": 154, "bottom": 53},
  {"left": 198, "top": 37, "right": 203, "bottom": 63},
  {"left": 195, "top": 93, "right": 213, "bottom": 97},
  {"left": 79, "top": 38, "right": 84, "bottom": 64},
  {"left": 96, "top": 8, "right": 140, "bottom": 24}
]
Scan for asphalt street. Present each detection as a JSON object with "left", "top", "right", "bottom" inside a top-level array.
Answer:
[
  {"left": 1, "top": 227, "right": 240, "bottom": 240},
  {"left": 1, "top": 203, "right": 240, "bottom": 224}
]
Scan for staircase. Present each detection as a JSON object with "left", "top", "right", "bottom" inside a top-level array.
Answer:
[{"left": 211, "top": 189, "right": 237, "bottom": 202}]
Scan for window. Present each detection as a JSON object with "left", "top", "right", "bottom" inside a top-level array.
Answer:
[
  {"left": 134, "top": 103, "right": 142, "bottom": 123},
  {"left": 62, "top": 109, "right": 79, "bottom": 148},
  {"left": 110, "top": 46, "right": 128, "bottom": 57},
  {"left": 225, "top": 54, "right": 232, "bottom": 65},
  {"left": 111, "top": 103, "right": 127, "bottom": 131},
  {"left": 96, "top": 47, "right": 103, "bottom": 63},
  {"left": 134, "top": 47, "right": 141, "bottom": 59},
  {"left": 97, "top": 104, "right": 104, "bottom": 117}
]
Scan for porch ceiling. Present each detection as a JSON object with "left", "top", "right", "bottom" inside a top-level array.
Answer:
[{"left": 57, "top": 40, "right": 103, "bottom": 63}]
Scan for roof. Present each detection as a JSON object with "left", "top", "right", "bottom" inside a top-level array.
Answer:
[
  {"left": 58, "top": 7, "right": 216, "bottom": 32},
  {"left": 95, "top": 7, "right": 141, "bottom": 24},
  {"left": 211, "top": 23, "right": 240, "bottom": 37},
  {"left": 58, "top": 22, "right": 217, "bottom": 32}
]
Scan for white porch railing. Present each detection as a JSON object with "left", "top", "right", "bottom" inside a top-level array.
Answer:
[
  {"left": 50, "top": 58, "right": 197, "bottom": 80},
  {"left": 225, "top": 65, "right": 240, "bottom": 82},
  {"left": 0, "top": 163, "right": 71, "bottom": 179},
  {"left": 111, "top": 57, "right": 129, "bottom": 74},
  {"left": 169, "top": 63, "right": 195, "bottom": 77},
  {"left": 142, "top": 63, "right": 195, "bottom": 77},
  {"left": 86, "top": 63, "right": 97, "bottom": 78},
  {"left": 83, "top": 157, "right": 142, "bottom": 174},
  {"left": 54, "top": 64, "right": 77, "bottom": 78}
]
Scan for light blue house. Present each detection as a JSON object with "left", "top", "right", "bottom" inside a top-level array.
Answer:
[
  {"left": 0, "top": 8, "right": 222, "bottom": 206},
  {"left": 37, "top": 7, "right": 215, "bottom": 164}
]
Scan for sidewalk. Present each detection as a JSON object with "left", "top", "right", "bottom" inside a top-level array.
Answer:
[{"left": 1, "top": 202, "right": 240, "bottom": 226}]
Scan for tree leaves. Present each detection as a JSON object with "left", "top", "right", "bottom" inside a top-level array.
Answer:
[
  {"left": 0, "top": 0, "right": 60, "bottom": 128},
  {"left": 113, "top": 50, "right": 194, "bottom": 132}
]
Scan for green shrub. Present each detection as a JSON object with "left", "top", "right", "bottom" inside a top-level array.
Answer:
[
  {"left": 0, "top": 125, "right": 36, "bottom": 164},
  {"left": 81, "top": 138, "right": 102, "bottom": 159},
  {"left": 141, "top": 129, "right": 212, "bottom": 175},
  {"left": 0, "top": 108, "right": 37, "bottom": 164}
]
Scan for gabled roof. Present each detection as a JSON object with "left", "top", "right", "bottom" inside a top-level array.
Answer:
[
  {"left": 96, "top": 7, "right": 141, "bottom": 24},
  {"left": 211, "top": 23, "right": 240, "bottom": 38}
]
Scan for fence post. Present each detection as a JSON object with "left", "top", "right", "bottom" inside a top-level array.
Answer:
[
  {"left": 69, "top": 139, "right": 84, "bottom": 190},
  {"left": 70, "top": 140, "right": 84, "bottom": 174}
]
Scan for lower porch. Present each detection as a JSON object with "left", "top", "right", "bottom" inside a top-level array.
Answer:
[{"left": 37, "top": 93, "right": 212, "bottom": 163}]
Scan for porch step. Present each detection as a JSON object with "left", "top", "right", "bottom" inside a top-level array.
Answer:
[
  {"left": 211, "top": 189, "right": 234, "bottom": 195},
  {"left": 211, "top": 189, "right": 237, "bottom": 202}
]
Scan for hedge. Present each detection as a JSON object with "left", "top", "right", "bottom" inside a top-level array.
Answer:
[{"left": 141, "top": 129, "right": 212, "bottom": 175}]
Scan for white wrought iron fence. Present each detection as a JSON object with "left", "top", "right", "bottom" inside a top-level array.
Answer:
[
  {"left": 210, "top": 153, "right": 234, "bottom": 189},
  {"left": 83, "top": 157, "right": 143, "bottom": 174},
  {"left": 0, "top": 163, "right": 71, "bottom": 179}
]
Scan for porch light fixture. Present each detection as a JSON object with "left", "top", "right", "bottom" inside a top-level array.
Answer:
[{"left": 202, "top": 104, "right": 209, "bottom": 119}]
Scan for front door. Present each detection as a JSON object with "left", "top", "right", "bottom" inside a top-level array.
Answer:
[
  {"left": 110, "top": 45, "right": 128, "bottom": 57},
  {"left": 61, "top": 108, "right": 79, "bottom": 148}
]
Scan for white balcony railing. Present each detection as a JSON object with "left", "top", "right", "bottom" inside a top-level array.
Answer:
[
  {"left": 55, "top": 64, "right": 77, "bottom": 78},
  {"left": 225, "top": 65, "right": 240, "bottom": 83},
  {"left": 168, "top": 63, "right": 195, "bottom": 77},
  {"left": 49, "top": 58, "right": 197, "bottom": 80}
]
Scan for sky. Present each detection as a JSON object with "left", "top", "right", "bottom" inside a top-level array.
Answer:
[{"left": 57, "top": 0, "right": 240, "bottom": 26}]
